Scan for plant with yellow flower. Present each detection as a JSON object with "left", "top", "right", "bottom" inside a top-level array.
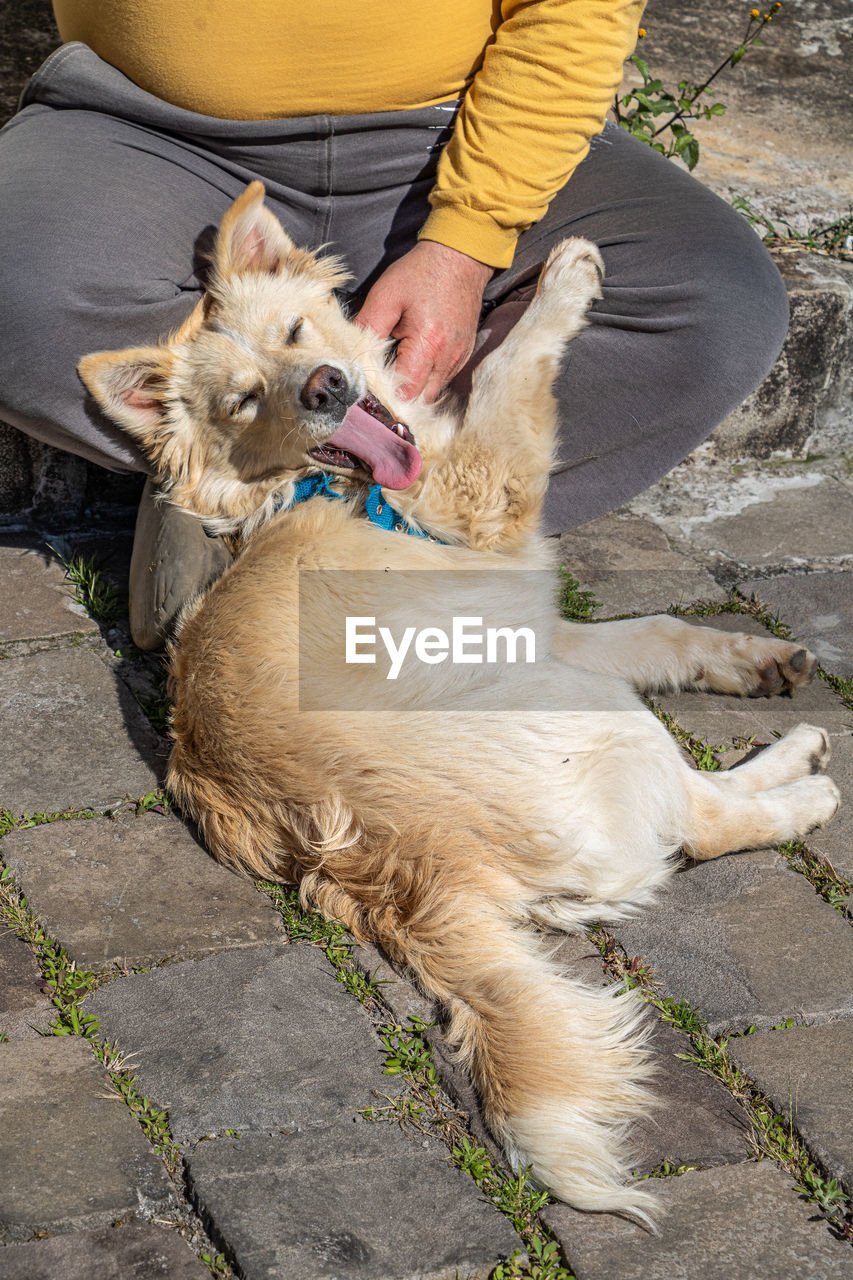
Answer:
[{"left": 614, "top": 3, "right": 783, "bottom": 171}]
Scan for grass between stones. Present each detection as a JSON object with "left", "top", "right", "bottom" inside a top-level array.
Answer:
[
  {"left": 588, "top": 926, "right": 853, "bottom": 1244},
  {"left": 0, "top": 839, "right": 232, "bottom": 1278},
  {"left": 50, "top": 546, "right": 122, "bottom": 628},
  {"left": 259, "top": 881, "right": 578, "bottom": 1280}
]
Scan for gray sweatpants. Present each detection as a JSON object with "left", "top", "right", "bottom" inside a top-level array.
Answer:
[{"left": 0, "top": 42, "right": 789, "bottom": 532}]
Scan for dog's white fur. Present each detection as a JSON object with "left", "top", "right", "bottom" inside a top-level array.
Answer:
[{"left": 80, "top": 184, "right": 839, "bottom": 1224}]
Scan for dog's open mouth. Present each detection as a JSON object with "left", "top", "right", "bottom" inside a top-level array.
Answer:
[{"left": 308, "top": 391, "right": 422, "bottom": 490}]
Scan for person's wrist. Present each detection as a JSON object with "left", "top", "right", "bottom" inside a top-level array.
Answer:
[{"left": 415, "top": 238, "right": 494, "bottom": 288}]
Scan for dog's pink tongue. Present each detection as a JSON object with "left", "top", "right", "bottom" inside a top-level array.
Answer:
[{"left": 327, "top": 404, "right": 422, "bottom": 489}]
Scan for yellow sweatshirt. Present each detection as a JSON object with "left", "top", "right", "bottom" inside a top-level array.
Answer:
[{"left": 52, "top": 0, "right": 645, "bottom": 267}]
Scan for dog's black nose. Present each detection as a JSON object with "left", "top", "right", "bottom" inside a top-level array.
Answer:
[{"left": 300, "top": 365, "right": 349, "bottom": 412}]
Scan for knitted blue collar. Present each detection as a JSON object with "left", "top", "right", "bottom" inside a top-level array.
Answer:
[{"left": 273, "top": 472, "right": 443, "bottom": 541}]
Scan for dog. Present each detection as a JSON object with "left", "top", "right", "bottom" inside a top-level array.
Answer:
[{"left": 79, "top": 182, "right": 839, "bottom": 1224}]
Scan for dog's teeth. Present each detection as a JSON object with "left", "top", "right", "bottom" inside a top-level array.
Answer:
[{"left": 395, "top": 423, "right": 406, "bottom": 437}]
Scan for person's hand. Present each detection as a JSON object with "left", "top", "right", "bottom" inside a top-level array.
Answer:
[{"left": 355, "top": 240, "right": 493, "bottom": 403}]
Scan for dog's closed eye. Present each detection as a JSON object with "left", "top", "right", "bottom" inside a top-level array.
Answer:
[
  {"left": 287, "top": 319, "right": 303, "bottom": 344},
  {"left": 228, "top": 388, "right": 264, "bottom": 419}
]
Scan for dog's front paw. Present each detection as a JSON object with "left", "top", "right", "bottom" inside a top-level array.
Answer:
[
  {"left": 746, "top": 637, "right": 819, "bottom": 696},
  {"left": 539, "top": 238, "right": 605, "bottom": 303}
]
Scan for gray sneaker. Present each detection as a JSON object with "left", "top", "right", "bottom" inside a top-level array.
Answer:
[{"left": 128, "top": 477, "right": 232, "bottom": 650}]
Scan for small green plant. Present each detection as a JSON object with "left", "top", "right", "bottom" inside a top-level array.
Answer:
[
  {"left": 557, "top": 567, "right": 600, "bottom": 622},
  {"left": 732, "top": 197, "right": 853, "bottom": 263},
  {"left": 199, "top": 1250, "right": 232, "bottom": 1277},
  {"left": 50, "top": 545, "right": 121, "bottom": 627},
  {"left": 615, "top": 5, "right": 782, "bottom": 171},
  {"left": 777, "top": 841, "right": 852, "bottom": 918},
  {"left": 636, "top": 1160, "right": 696, "bottom": 1180},
  {"left": 453, "top": 1138, "right": 573, "bottom": 1279},
  {"left": 381, "top": 1018, "right": 440, "bottom": 1093}
]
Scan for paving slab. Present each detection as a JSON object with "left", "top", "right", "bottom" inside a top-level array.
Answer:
[
  {"left": 556, "top": 512, "right": 724, "bottom": 618},
  {"left": 662, "top": 475, "right": 853, "bottom": 570},
  {"left": 740, "top": 570, "right": 853, "bottom": 677},
  {"left": 615, "top": 848, "right": 853, "bottom": 1036},
  {"left": 0, "top": 1222, "right": 210, "bottom": 1279},
  {"left": 0, "top": 646, "right": 165, "bottom": 816},
  {"left": 630, "top": 1022, "right": 750, "bottom": 1175},
  {"left": 1, "top": 812, "right": 282, "bottom": 968},
  {"left": 0, "top": 1037, "right": 173, "bottom": 1241},
  {"left": 656, "top": 613, "right": 853, "bottom": 879},
  {"left": 0, "top": 534, "right": 99, "bottom": 654},
  {"left": 544, "top": 1160, "right": 853, "bottom": 1280},
  {"left": 0, "top": 927, "right": 53, "bottom": 1039},
  {"left": 87, "top": 944, "right": 403, "bottom": 1141},
  {"left": 728, "top": 1022, "right": 853, "bottom": 1196},
  {"left": 187, "top": 1125, "right": 520, "bottom": 1280}
]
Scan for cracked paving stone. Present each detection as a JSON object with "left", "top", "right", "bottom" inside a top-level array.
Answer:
[
  {"left": 544, "top": 1160, "right": 853, "bottom": 1280},
  {"left": 0, "top": 647, "right": 165, "bottom": 816},
  {"left": 87, "top": 945, "right": 405, "bottom": 1141},
  {"left": 556, "top": 512, "right": 725, "bottom": 617},
  {"left": 0, "top": 927, "right": 53, "bottom": 1039},
  {"left": 615, "top": 848, "right": 853, "bottom": 1036},
  {"left": 0, "top": 534, "right": 99, "bottom": 653},
  {"left": 1, "top": 812, "right": 282, "bottom": 968},
  {"left": 187, "top": 1125, "right": 521, "bottom": 1280},
  {"left": 0, "top": 1038, "right": 173, "bottom": 1241},
  {"left": 656, "top": 613, "right": 853, "bottom": 879},
  {"left": 0, "top": 1221, "right": 210, "bottom": 1278},
  {"left": 727, "top": 1021, "right": 853, "bottom": 1197},
  {"left": 739, "top": 570, "right": 853, "bottom": 678}
]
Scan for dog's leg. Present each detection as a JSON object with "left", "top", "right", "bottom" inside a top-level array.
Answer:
[
  {"left": 715, "top": 723, "right": 832, "bottom": 793},
  {"left": 551, "top": 614, "right": 818, "bottom": 696},
  {"left": 462, "top": 238, "right": 604, "bottom": 457},
  {"left": 405, "top": 240, "right": 603, "bottom": 551},
  {"left": 681, "top": 758, "right": 840, "bottom": 860}
]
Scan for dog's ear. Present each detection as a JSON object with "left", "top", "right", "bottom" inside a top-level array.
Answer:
[
  {"left": 78, "top": 347, "right": 175, "bottom": 456},
  {"left": 214, "top": 181, "right": 295, "bottom": 278}
]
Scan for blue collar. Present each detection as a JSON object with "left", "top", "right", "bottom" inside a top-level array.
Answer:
[{"left": 274, "top": 472, "right": 444, "bottom": 541}]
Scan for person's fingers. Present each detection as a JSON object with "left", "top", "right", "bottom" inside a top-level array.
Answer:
[{"left": 354, "top": 289, "right": 402, "bottom": 340}]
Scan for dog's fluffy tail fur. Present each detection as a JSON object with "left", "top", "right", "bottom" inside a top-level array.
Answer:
[{"left": 406, "top": 888, "right": 659, "bottom": 1225}]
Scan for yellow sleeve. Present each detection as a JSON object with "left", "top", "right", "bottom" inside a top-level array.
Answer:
[{"left": 419, "top": 0, "right": 646, "bottom": 269}]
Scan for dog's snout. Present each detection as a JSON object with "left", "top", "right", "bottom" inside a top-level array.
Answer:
[{"left": 300, "top": 365, "right": 350, "bottom": 412}]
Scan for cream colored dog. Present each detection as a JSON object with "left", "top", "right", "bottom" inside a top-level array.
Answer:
[{"left": 80, "top": 183, "right": 838, "bottom": 1224}]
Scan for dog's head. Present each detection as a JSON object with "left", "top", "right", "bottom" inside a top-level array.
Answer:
[{"left": 79, "top": 182, "right": 422, "bottom": 531}]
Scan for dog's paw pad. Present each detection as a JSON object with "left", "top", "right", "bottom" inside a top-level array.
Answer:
[{"left": 753, "top": 643, "right": 818, "bottom": 696}]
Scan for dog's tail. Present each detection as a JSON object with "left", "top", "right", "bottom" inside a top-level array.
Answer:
[{"left": 367, "top": 874, "right": 659, "bottom": 1226}]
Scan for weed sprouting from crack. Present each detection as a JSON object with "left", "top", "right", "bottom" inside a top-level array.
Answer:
[
  {"left": 635, "top": 1160, "right": 696, "bottom": 1181},
  {"left": 260, "top": 879, "right": 577, "bottom": 1278},
  {"left": 645, "top": 701, "right": 755, "bottom": 772},
  {"left": 557, "top": 567, "right": 601, "bottom": 623},
  {"left": 49, "top": 545, "right": 121, "bottom": 627},
  {"left": 588, "top": 926, "right": 853, "bottom": 1241},
  {"left": 776, "top": 840, "right": 852, "bottom": 919}
]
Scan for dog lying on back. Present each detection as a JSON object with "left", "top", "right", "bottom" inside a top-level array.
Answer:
[{"left": 80, "top": 183, "right": 839, "bottom": 1224}]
